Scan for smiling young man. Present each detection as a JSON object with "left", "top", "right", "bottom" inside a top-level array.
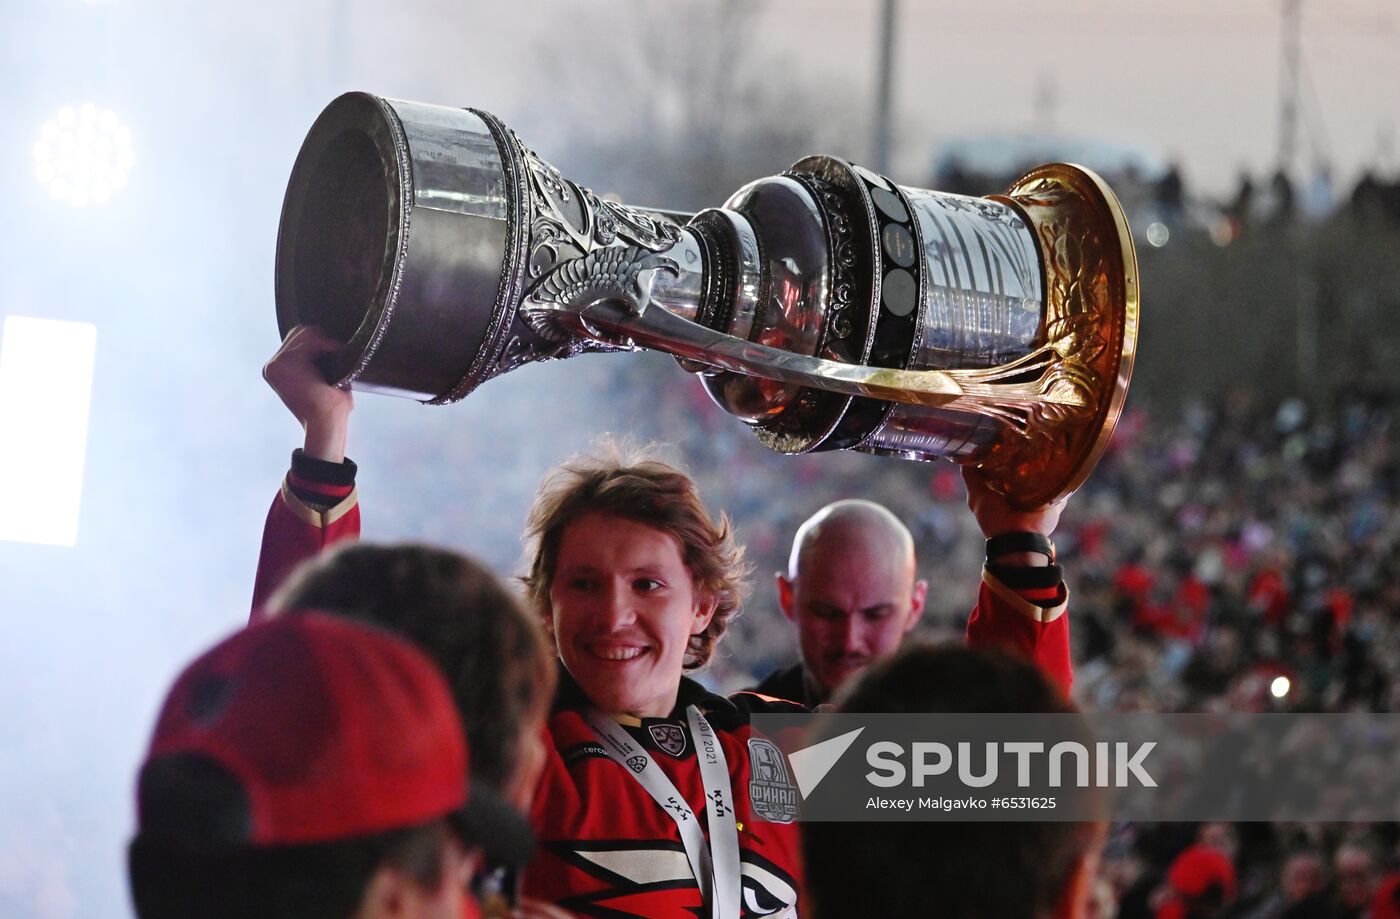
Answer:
[
  {"left": 256, "top": 327, "right": 807, "bottom": 915},
  {"left": 545, "top": 512, "right": 719, "bottom": 718},
  {"left": 254, "top": 324, "right": 1078, "bottom": 917},
  {"left": 516, "top": 451, "right": 807, "bottom": 917}
]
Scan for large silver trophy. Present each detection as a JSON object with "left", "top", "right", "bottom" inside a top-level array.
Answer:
[{"left": 276, "top": 93, "right": 1138, "bottom": 508}]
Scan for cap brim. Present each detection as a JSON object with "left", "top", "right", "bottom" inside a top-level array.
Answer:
[{"left": 450, "top": 785, "right": 535, "bottom": 869}]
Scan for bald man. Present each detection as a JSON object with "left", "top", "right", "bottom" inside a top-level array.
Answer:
[{"left": 752, "top": 500, "right": 928, "bottom": 708}]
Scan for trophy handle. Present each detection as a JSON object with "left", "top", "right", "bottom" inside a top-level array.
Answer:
[{"left": 523, "top": 265, "right": 1091, "bottom": 427}]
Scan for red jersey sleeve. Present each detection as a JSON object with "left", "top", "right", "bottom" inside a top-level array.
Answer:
[
  {"left": 249, "top": 451, "right": 361, "bottom": 620},
  {"left": 965, "top": 566, "right": 1072, "bottom": 695}
]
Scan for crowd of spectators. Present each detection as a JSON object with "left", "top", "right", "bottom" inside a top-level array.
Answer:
[{"left": 1069, "top": 388, "right": 1399, "bottom": 918}]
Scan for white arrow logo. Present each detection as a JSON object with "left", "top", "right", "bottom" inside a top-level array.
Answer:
[{"left": 787, "top": 728, "right": 865, "bottom": 798}]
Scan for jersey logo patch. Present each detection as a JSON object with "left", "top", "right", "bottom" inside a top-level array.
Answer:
[
  {"left": 648, "top": 722, "right": 688, "bottom": 757},
  {"left": 625, "top": 755, "right": 647, "bottom": 774},
  {"left": 748, "top": 738, "right": 800, "bottom": 824}
]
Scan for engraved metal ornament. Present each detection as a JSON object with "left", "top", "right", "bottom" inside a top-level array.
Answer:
[
  {"left": 441, "top": 119, "right": 688, "bottom": 398},
  {"left": 275, "top": 92, "right": 1138, "bottom": 508},
  {"left": 525, "top": 245, "right": 679, "bottom": 346}
]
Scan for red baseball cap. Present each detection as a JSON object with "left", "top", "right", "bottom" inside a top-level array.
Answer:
[{"left": 135, "top": 613, "right": 532, "bottom": 865}]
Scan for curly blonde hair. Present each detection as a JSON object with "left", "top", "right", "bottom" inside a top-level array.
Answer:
[{"left": 521, "top": 443, "right": 751, "bottom": 670}]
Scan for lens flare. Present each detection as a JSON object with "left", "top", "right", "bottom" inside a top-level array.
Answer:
[{"left": 33, "top": 105, "right": 135, "bottom": 207}]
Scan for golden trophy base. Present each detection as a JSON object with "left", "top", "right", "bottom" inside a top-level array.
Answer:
[{"left": 970, "top": 164, "right": 1141, "bottom": 510}]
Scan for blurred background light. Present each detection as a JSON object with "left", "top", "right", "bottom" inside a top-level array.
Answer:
[
  {"left": 1145, "top": 221, "right": 1170, "bottom": 247},
  {"left": 1209, "top": 217, "right": 1239, "bottom": 246},
  {"left": 1270, "top": 676, "right": 1291, "bottom": 699},
  {"left": 32, "top": 105, "right": 135, "bottom": 208},
  {"left": 0, "top": 317, "right": 98, "bottom": 547}
]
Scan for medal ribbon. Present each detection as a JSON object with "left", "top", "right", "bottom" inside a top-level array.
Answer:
[{"left": 585, "top": 705, "right": 742, "bottom": 919}]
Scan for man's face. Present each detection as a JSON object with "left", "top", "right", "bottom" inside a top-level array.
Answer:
[
  {"left": 1335, "top": 849, "right": 1374, "bottom": 908},
  {"left": 547, "top": 512, "right": 716, "bottom": 719},
  {"left": 364, "top": 829, "right": 481, "bottom": 919},
  {"left": 1280, "top": 853, "right": 1323, "bottom": 902},
  {"left": 778, "top": 532, "right": 926, "bottom": 699}
]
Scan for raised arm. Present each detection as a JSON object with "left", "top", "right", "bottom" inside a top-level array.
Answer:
[
  {"left": 961, "top": 467, "right": 1074, "bottom": 695},
  {"left": 250, "top": 326, "right": 361, "bottom": 617}
]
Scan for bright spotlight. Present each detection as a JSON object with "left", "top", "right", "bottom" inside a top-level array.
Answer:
[
  {"left": 1270, "top": 676, "right": 1291, "bottom": 699},
  {"left": 0, "top": 317, "right": 98, "bottom": 547},
  {"left": 33, "top": 104, "right": 135, "bottom": 207},
  {"left": 1145, "top": 221, "right": 1170, "bottom": 248}
]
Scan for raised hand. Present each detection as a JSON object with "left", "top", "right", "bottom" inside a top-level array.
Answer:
[
  {"left": 262, "top": 325, "right": 353, "bottom": 462},
  {"left": 962, "top": 466, "right": 1067, "bottom": 567}
]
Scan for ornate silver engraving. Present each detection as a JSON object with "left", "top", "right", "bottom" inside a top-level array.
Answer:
[
  {"left": 494, "top": 332, "right": 572, "bottom": 377},
  {"left": 524, "top": 245, "right": 680, "bottom": 349},
  {"left": 514, "top": 130, "right": 681, "bottom": 274}
]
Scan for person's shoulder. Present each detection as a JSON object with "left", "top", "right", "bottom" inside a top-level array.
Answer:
[
  {"left": 747, "top": 663, "right": 808, "bottom": 707},
  {"left": 726, "top": 690, "right": 809, "bottom": 716},
  {"left": 676, "top": 677, "right": 809, "bottom": 729}
]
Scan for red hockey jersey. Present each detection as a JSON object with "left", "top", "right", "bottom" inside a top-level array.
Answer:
[{"left": 527, "top": 673, "right": 806, "bottom": 917}]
